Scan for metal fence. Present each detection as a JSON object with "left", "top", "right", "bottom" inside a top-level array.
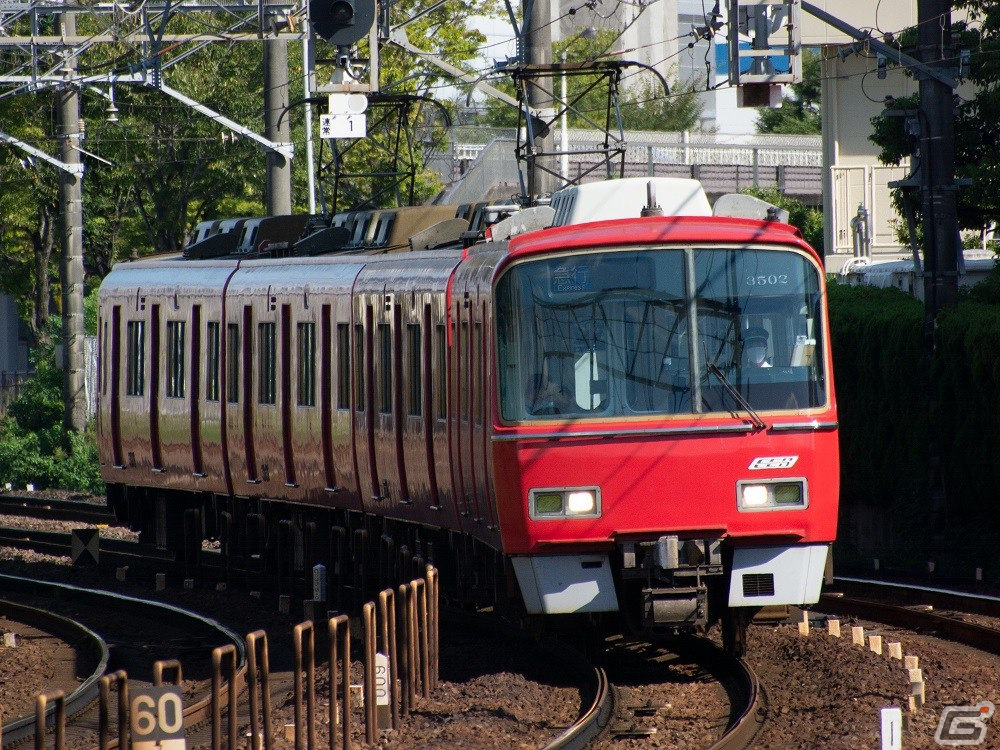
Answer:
[
  {"left": 0, "top": 371, "right": 31, "bottom": 417},
  {"left": 432, "top": 129, "right": 823, "bottom": 206}
]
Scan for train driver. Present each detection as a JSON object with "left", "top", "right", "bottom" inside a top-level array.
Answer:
[
  {"left": 742, "top": 326, "right": 772, "bottom": 368},
  {"left": 525, "top": 373, "right": 575, "bottom": 416}
]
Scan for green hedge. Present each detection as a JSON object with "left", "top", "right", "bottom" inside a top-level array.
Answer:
[{"left": 830, "top": 278, "right": 1000, "bottom": 576}]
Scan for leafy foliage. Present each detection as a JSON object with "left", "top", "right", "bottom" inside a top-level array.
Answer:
[
  {"left": 740, "top": 186, "right": 823, "bottom": 253},
  {"left": 475, "top": 29, "right": 703, "bottom": 132},
  {"left": 755, "top": 49, "right": 821, "bottom": 135},
  {"left": 868, "top": 13, "right": 999, "bottom": 233},
  {"left": 0, "top": 347, "right": 103, "bottom": 493}
]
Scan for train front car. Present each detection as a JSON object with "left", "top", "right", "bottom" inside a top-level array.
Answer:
[{"left": 489, "top": 217, "right": 838, "bottom": 654}]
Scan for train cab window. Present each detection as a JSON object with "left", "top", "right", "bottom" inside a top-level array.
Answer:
[
  {"left": 258, "top": 322, "right": 277, "bottom": 405},
  {"left": 166, "top": 321, "right": 185, "bottom": 398},
  {"left": 378, "top": 323, "right": 391, "bottom": 414},
  {"left": 226, "top": 323, "right": 240, "bottom": 403},
  {"left": 694, "top": 248, "right": 826, "bottom": 412},
  {"left": 206, "top": 322, "right": 220, "bottom": 401},
  {"left": 125, "top": 320, "right": 145, "bottom": 396},
  {"left": 337, "top": 323, "right": 350, "bottom": 409},
  {"left": 407, "top": 323, "right": 421, "bottom": 416},
  {"left": 495, "top": 247, "right": 826, "bottom": 422},
  {"left": 297, "top": 321, "right": 316, "bottom": 407}
]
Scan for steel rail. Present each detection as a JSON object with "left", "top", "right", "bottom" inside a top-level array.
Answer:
[
  {"left": 0, "top": 574, "right": 246, "bottom": 748},
  {"left": 0, "top": 600, "right": 110, "bottom": 747},
  {"left": 820, "top": 580, "right": 1000, "bottom": 657},
  {"left": 0, "top": 494, "right": 117, "bottom": 525}
]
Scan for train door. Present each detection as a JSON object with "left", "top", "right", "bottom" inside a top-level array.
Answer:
[
  {"left": 401, "top": 297, "right": 429, "bottom": 510},
  {"left": 190, "top": 305, "right": 204, "bottom": 477},
  {"left": 149, "top": 304, "right": 163, "bottom": 471},
  {"left": 351, "top": 293, "right": 377, "bottom": 507},
  {"left": 108, "top": 305, "right": 124, "bottom": 467}
]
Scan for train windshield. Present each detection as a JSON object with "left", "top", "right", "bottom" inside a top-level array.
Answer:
[{"left": 495, "top": 246, "right": 826, "bottom": 421}]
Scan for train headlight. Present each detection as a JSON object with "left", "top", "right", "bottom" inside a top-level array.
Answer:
[
  {"left": 530, "top": 487, "right": 601, "bottom": 520},
  {"left": 737, "top": 480, "right": 807, "bottom": 511},
  {"left": 566, "top": 491, "right": 596, "bottom": 515}
]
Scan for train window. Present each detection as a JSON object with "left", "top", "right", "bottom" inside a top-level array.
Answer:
[
  {"left": 100, "top": 318, "right": 107, "bottom": 396},
  {"left": 496, "top": 246, "right": 825, "bottom": 421},
  {"left": 407, "top": 324, "right": 421, "bottom": 416},
  {"left": 378, "top": 323, "right": 391, "bottom": 414},
  {"left": 226, "top": 323, "right": 240, "bottom": 404},
  {"left": 694, "top": 248, "right": 826, "bottom": 412},
  {"left": 474, "top": 321, "right": 482, "bottom": 425},
  {"left": 166, "top": 321, "right": 186, "bottom": 398},
  {"left": 258, "top": 322, "right": 277, "bottom": 405},
  {"left": 206, "top": 322, "right": 220, "bottom": 401},
  {"left": 337, "top": 323, "right": 350, "bottom": 409},
  {"left": 461, "top": 321, "right": 469, "bottom": 422},
  {"left": 298, "top": 322, "right": 316, "bottom": 407},
  {"left": 354, "top": 324, "right": 365, "bottom": 409},
  {"left": 125, "top": 320, "right": 145, "bottom": 396},
  {"left": 435, "top": 324, "right": 446, "bottom": 420}
]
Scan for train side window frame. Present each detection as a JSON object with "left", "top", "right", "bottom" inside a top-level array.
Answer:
[
  {"left": 354, "top": 323, "right": 365, "bottom": 410},
  {"left": 337, "top": 323, "right": 350, "bottom": 410},
  {"left": 226, "top": 323, "right": 240, "bottom": 404},
  {"left": 100, "top": 317, "right": 107, "bottom": 396},
  {"left": 297, "top": 320, "right": 316, "bottom": 407},
  {"left": 474, "top": 319, "right": 482, "bottom": 426},
  {"left": 166, "top": 320, "right": 186, "bottom": 398},
  {"left": 258, "top": 321, "right": 277, "bottom": 405},
  {"left": 378, "top": 322, "right": 391, "bottom": 414},
  {"left": 206, "top": 321, "right": 221, "bottom": 401},
  {"left": 125, "top": 320, "right": 145, "bottom": 396},
  {"left": 435, "top": 324, "right": 446, "bottom": 420},
  {"left": 407, "top": 323, "right": 421, "bottom": 416}
]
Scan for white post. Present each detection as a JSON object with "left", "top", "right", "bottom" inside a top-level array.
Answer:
[
  {"left": 303, "top": 35, "right": 316, "bottom": 214},
  {"left": 560, "top": 50, "right": 569, "bottom": 181},
  {"left": 880, "top": 706, "right": 902, "bottom": 750}
]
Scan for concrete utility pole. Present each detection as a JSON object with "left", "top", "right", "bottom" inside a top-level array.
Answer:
[
  {"left": 525, "top": 0, "right": 556, "bottom": 198},
  {"left": 918, "top": 0, "right": 959, "bottom": 320},
  {"left": 264, "top": 31, "right": 293, "bottom": 216},
  {"left": 56, "top": 9, "right": 87, "bottom": 432}
]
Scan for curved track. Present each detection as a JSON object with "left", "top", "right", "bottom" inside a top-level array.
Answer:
[
  {"left": 822, "top": 576, "right": 1000, "bottom": 656},
  {"left": 0, "top": 574, "right": 246, "bottom": 749},
  {"left": 0, "top": 600, "right": 110, "bottom": 746}
]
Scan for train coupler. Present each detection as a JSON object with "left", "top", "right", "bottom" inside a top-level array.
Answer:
[{"left": 643, "top": 585, "right": 708, "bottom": 629}]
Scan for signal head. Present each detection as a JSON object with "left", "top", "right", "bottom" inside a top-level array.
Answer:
[{"left": 309, "top": 0, "right": 375, "bottom": 47}]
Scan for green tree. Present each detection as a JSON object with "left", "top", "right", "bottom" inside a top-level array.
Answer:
[
  {"left": 0, "top": 94, "right": 61, "bottom": 346},
  {"left": 870, "top": 10, "right": 999, "bottom": 235},
  {"left": 475, "top": 30, "right": 702, "bottom": 132},
  {"left": 741, "top": 186, "right": 823, "bottom": 253},
  {"left": 755, "top": 48, "right": 821, "bottom": 135},
  {"left": 619, "top": 77, "right": 703, "bottom": 132}
]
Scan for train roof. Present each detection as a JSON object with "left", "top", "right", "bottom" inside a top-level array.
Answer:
[{"left": 506, "top": 215, "right": 814, "bottom": 259}]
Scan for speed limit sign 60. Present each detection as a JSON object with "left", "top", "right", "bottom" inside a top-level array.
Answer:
[{"left": 130, "top": 685, "right": 186, "bottom": 750}]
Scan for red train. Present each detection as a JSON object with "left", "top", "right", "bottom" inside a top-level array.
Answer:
[{"left": 97, "top": 177, "right": 839, "bottom": 653}]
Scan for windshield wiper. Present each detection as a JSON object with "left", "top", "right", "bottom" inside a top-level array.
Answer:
[{"left": 706, "top": 363, "right": 767, "bottom": 432}]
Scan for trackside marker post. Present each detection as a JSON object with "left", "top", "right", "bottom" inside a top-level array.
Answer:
[
  {"left": 888, "top": 642, "right": 902, "bottom": 659},
  {"left": 869, "top": 635, "right": 883, "bottom": 655},
  {"left": 828, "top": 618, "right": 840, "bottom": 637},
  {"left": 852, "top": 626, "right": 865, "bottom": 646},
  {"left": 880, "top": 706, "right": 902, "bottom": 750}
]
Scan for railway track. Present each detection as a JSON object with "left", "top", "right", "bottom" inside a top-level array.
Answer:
[
  {"left": 0, "top": 574, "right": 246, "bottom": 750},
  {"left": 0, "top": 494, "right": 117, "bottom": 525},
  {"left": 821, "top": 576, "right": 1000, "bottom": 656}
]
